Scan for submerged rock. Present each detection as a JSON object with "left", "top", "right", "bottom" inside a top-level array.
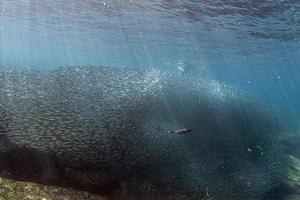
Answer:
[
  {"left": 0, "top": 177, "right": 106, "bottom": 200},
  {"left": 270, "top": 132, "right": 300, "bottom": 200}
]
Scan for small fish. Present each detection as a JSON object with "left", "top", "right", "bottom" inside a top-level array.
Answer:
[
  {"left": 169, "top": 128, "right": 193, "bottom": 135},
  {"left": 177, "top": 66, "right": 185, "bottom": 72}
]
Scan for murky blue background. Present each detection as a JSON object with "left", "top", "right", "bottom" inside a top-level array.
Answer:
[{"left": 0, "top": 0, "right": 299, "bottom": 129}]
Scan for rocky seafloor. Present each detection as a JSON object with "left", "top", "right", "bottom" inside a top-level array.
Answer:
[{"left": 0, "top": 177, "right": 107, "bottom": 200}]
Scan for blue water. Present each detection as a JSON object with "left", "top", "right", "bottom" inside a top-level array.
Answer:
[{"left": 0, "top": 0, "right": 300, "bottom": 129}]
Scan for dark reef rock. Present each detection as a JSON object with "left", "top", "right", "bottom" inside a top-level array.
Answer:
[
  {"left": 0, "top": 66, "right": 286, "bottom": 199},
  {"left": 0, "top": 176, "right": 106, "bottom": 200}
]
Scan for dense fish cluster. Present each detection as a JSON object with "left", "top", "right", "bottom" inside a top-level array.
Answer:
[{"left": 0, "top": 66, "right": 284, "bottom": 199}]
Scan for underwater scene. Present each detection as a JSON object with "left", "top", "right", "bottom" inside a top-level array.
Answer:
[{"left": 0, "top": 0, "right": 300, "bottom": 200}]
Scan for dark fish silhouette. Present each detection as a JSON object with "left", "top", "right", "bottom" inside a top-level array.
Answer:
[{"left": 169, "top": 128, "right": 193, "bottom": 135}]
